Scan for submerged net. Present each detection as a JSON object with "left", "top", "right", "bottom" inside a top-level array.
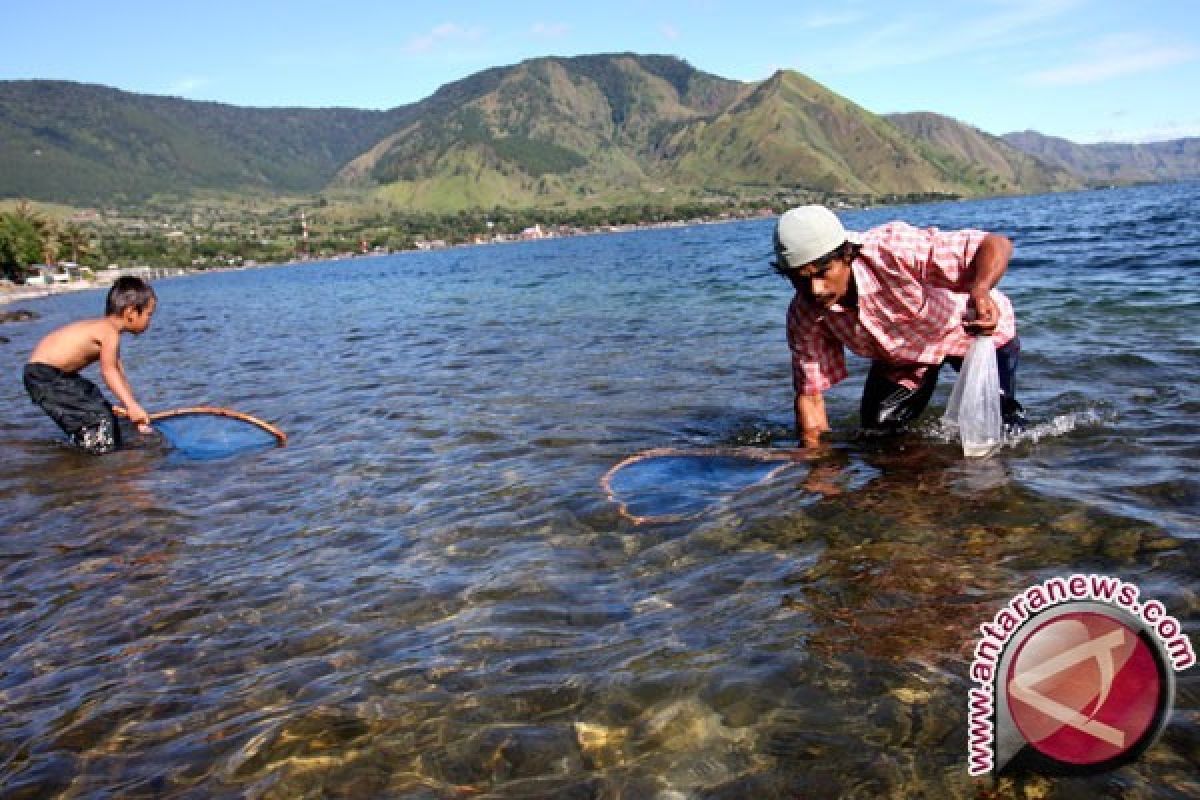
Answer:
[
  {"left": 137, "top": 407, "right": 286, "bottom": 460},
  {"left": 602, "top": 447, "right": 798, "bottom": 524}
]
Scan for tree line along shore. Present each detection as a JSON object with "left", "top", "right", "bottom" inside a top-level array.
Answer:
[{"left": 1, "top": 189, "right": 965, "bottom": 287}]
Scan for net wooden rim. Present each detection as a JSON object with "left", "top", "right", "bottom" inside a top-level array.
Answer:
[
  {"left": 600, "top": 446, "right": 801, "bottom": 525},
  {"left": 115, "top": 405, "right": 287, "bottom": 446}
]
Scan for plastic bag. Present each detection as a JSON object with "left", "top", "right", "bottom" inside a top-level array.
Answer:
[{"left": 943, "top": 335, "right": 1003, "bottom": 458}]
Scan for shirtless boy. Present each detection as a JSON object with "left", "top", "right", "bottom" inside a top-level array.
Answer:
[{"left": 24, "top": 276, "right": 156, "bottom": 453}]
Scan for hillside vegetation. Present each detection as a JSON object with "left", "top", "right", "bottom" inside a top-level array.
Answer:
[
  {"left": 0, "top": 81, "right": 405, "bottom": 204},
  {"left": 885, "top": 112, "right": 1080, "bottom": 193},
  {"left": 2, "top": 54, "right": 1194, "bottom": 214}
]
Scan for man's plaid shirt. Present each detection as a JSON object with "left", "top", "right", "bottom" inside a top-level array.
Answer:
[{"left": 787, "top": 221, "right": 1016, "bottom": 393}]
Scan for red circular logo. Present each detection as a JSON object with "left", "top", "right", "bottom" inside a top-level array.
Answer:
[{"left": 1006, "top": 611, "right": 1163, "bottom": 765}]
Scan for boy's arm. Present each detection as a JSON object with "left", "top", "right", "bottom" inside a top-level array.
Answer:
[{"left": 98, "top": 329, "right": 150, "bottom": 429}]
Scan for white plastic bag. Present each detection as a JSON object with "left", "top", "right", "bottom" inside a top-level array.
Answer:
[{"left": 943, "top": 335, "right": 1003, "bottom": 458}]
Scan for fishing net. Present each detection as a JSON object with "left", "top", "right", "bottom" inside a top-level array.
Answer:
[
  {"left": 122, "top": 407, "right": 286, "bottom": 460},
  {"left": 602, "top": 447, "right": 797, "bottom": 523}
]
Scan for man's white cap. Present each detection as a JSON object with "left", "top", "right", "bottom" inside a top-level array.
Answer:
[{"left": 773, "top": 205, "right": 850, "bottom": 268}]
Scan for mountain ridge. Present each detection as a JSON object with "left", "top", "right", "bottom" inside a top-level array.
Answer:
[
  {"left": 1000, "top": 130, "right": 1200, "bottom": 184},
  {"left": 0, "top": 54, "right": 1193, "bottom": 210},
  {"left": 886, "top": 112, "right": 1081, "bottom": 193},
  {"left": 0, "top": 79, "right": 409, "bottom": 204}
]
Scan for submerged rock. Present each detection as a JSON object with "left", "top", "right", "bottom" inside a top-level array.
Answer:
[
  {"left": 573, "top": 721, "right": 630, "bottom": 769},
  {"left": 421, "top": 724, "right": 582, "bottom": 786},
  {"left": 636, "top": 698, "right": 753, "bottom": 753}
]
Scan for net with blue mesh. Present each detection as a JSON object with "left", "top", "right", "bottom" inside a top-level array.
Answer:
[
  {"left": 602, "top": 448, "right": 800, "bottom": 523},
  {"left": 144, "top": 409, "right": 285, "bottom": 460}
]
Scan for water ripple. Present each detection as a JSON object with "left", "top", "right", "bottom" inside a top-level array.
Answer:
[{"left": 1, "top": 183, "right": 1198, "bottom": 796}]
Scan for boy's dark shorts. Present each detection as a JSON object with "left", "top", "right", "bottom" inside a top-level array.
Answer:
[{"left": 23, "top": 363, "right": 121, "bottom": 454}]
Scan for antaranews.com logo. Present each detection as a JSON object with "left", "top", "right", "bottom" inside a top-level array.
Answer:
[{"left": 968, "top": 573, "right": 1195, "bottom": 776}]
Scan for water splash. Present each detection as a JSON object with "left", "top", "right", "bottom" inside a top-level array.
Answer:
[
  {"left": 929, "top": 406, "right": 1115, "bottom": 451},
  {"left": 1004, "top": 407, "right": 1116, "bottom": 448}
]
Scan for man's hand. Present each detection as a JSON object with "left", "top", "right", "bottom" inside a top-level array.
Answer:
[
  {"left": 802, "top": 427, "right": 827, "bottom": 449},
  {"left": 965, "top": 289, "right": 1000, "bottom": 334},
  {"left": 964, "top": 233, "right": 1012, "bottom": 334},
  {"left": 797, "top": 393, "right": 830, "bottom": 449}
]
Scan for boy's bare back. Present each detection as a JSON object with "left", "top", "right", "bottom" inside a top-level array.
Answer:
[
  {"left": 23, "top": 277, "right": 157, "bottom": 443},
  {"left": 28, "top": 318, "right": 120, "bottom": 374}
]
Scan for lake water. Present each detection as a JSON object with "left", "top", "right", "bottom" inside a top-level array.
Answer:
[{"left": 1, "top": 183, "right": 1197, "bottom": 798}]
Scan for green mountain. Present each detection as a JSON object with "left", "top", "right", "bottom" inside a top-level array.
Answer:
[
  {"left": 334, "top": 54, "right": 751, "bottom": 210},
  {"left": 659, "top": 72, "right": 1027, "bottom": 196},
  {"left": 886, "top": 112, "right": 1081, "bottom": 193},
  {"left": 1001, "top": 131, "right": 1200, "bottom": 185},
  {"left": 338, "top": 56, "right": 1068, "bottom": 209},
  {"left": 0, "top": 80, "right": 405, "bottom": 204},
  {"left": 0, "top": 54, "right": 1167, "bottom": 211}
]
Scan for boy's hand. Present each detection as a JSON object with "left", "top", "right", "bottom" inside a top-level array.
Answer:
[{"left": 125, "top": 403, "right": 153, "bottom": 433}]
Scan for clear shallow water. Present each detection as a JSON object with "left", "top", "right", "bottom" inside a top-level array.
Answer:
[{"left": 0, "top": 183, "right": 1197, "bottom": 798}]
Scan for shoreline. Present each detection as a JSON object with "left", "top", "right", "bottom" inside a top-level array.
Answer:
[
  {"left": 0, "top": 213, "right": 772, "bottom": 308},
  {"left": 1, "top": 280, "right": 108, "bottom": 308}
]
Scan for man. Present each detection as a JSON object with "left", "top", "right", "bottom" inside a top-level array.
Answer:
[{"left": 775, "top": 205, "right": 1025, "bottom": 448}]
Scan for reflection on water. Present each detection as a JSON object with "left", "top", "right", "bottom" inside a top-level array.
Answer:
[{"left": 1, "top": 184, "right": 1198, "bottom": 797}]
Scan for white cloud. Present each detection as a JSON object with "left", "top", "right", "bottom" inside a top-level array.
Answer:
[
  {"left": 530, "top": 21, "right": 570, "bottom": 38},
  {"left": 807, "top": 0, "right": 1086, "bottom": 74},
  {"left": 661, "top": 24, "right": 681, "bottom": 41},
  {"left": 166, "top": 77, "right": 209, "bottom": 96},
  {"left": 402, "top": 23, "right": 485, "bottom": 55},
  {"left": 1025, "top": 35, "right": 1197, "bottom": 86},
  {"left": 797, "top": 11, "right": 862, "bottom": 29}
]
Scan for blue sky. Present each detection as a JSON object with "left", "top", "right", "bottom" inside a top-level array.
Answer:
[{"left": 3, "top": 0, "right": 1196, "bottom": 143}]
